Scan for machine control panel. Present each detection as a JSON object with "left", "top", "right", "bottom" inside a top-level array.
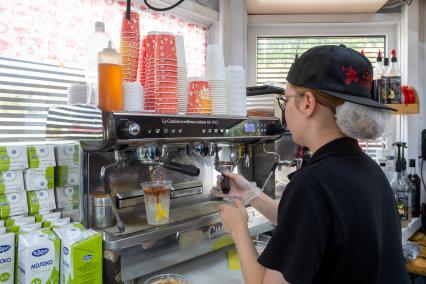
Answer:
[{"left": 115, "top": 115, "right": 283, "bottom": 140}]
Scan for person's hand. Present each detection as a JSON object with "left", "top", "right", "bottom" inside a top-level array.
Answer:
[
  {"left": 219, "top": 199, "right": 248, "bottom": 238},
  {"left": 212, "top": 171, "right": 261, "bottom": 205}
]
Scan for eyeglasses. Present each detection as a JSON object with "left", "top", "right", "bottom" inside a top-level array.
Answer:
[{"left": 276, "top": 94, "right": 304, "bottom": 111}]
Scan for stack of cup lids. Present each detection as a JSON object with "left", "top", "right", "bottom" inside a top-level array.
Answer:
[
  {"left": 206, "top": 44, "right": 227, "bottom": 115},
  {"left": 120, "top": 10, "right": 140, "bottom": 82},
  {"left": 226, "top": 66, "right": 247, "bottom": 117},
  {"left": 175, "top": 35, "right": 188, "bottom": 114},
  {"left": 144, "top": 32, "right": 178, "bottom": 114},
  {"left": 123, "top": 82, "right": 144, "bottom": 112},
  {"left": 67, "top": 83, "right": 90, "bottom": 105},
  {"left": 187, "top": 77, "right": 211, "bottom": 114}
]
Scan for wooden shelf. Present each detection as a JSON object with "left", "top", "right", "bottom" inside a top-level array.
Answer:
[
  {"left": 386, "top": 89, "right": 420, "bottom": 115},
  {"left": 386, "top": 103, "right": 419, "bottom": 114}
]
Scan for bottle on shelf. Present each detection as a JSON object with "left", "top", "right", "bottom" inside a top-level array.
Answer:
[
  {"left": 85, "top": 21, "right": 112, "bottom": 106},
  {"left": 382, "top": 49, "right": 402, "bottom": 104},
  {"left": 380, "top": 57, "right": 390, "bottom": 103},
  {"left": 408, "top": 159, "right": 421, "bottom": 218},
  {"left": 98, "top": 41, "right": 123, "bottom": 112},
  {"left": 390, "top": 142, "right": 412, "bottom": 228},
  {"left": 372, "top": 50, "right": 384, "bottom": 102}
]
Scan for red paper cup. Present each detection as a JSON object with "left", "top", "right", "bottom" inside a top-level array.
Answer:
[{"left": 121, "top": 10, "right": 140, "bottom": 33}]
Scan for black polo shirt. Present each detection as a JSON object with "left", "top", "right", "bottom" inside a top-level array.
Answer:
[{"left": 258, "top": 137, "right": 409, "bottom": 284}]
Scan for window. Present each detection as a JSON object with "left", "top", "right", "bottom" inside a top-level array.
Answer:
[
  {"left": 0, "top": 0, "right": 209, "bottom": 142},
  {"left": 256, "top": 36, "right": 386, "bottom": 85}
]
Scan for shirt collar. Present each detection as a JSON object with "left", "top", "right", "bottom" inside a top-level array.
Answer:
[{"left": 287, "top": 137, "right": 362, "bottom": 180}]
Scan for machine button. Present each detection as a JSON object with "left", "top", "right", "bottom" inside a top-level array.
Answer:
[
  {"left": 128, "top": 122, "right": 141, "bottom": 136},
  {"left": 220, "top": 129, "right": 224, "bottom": 133},
  {"left": 214, "top": 129, "right": 218, "bottom": 133},
  {"left": 155, "top": 129, "right": 161, "bottom": 134},
  {"left": 202, "top": 129, "right": 206, "bottom": 133},
  {"left": 171, "top": 129, "right": 176, "bottom": 134},
  {"left": 147, "top": 129, "right": 153, "bottom": 134},
  {"left": 163, "top": 129, "right": 169, "bottom": 134},
  {"left": 208, "top": 129, "right": 212, "bottom": 133},
  {"left": 178, "top": 129, "right": 183, "bottom": 133}
]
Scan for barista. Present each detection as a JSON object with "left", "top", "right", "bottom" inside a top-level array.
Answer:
[{"left": 214, "top": 45, "right": 409, "bottom": 284}]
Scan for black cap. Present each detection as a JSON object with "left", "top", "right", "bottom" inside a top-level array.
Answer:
[
  {"left": 384, "top": 57, "right": 389, "bottom": 66},
  {"left": 409, "top": 159, "right": 416, "bottom": 167},
  {"left": 286, "top": 45, "right": 395, "bottom": 111}
]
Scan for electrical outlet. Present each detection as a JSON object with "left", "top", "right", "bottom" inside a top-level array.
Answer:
[{"left": 422, "top": 129, "right": 426, "bottom": 160}]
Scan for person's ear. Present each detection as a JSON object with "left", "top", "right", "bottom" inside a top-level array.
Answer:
[{"left": 298, "top": 91, "right": 317, "bottom": 117}]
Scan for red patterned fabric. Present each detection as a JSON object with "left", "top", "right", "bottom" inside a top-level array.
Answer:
[{"left": 0, "top": 0, "right": 208, "bottom": 77}]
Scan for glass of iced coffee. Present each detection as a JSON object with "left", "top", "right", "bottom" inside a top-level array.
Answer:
[
  {"left": 141, "top": 181, "right": 172, "bottom": 225},
  {"left": 144, "top": 274, "right": 187, "bottom": 284}
]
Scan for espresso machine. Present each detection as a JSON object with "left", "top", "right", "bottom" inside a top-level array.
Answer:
[{"left": 46, "top": 104, "right": 285, "bottom": 283}]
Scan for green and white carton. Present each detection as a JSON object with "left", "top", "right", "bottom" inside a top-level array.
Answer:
[
  {"left": 6, "top": 216, "right": 35, "bottom": 231},
  {"left": 24, "top": 167, "right": 55, "bottom": 192},
  {"left": 0, "top": 192, "right": 28, "bottom": 219},
  {"left": 27, "top": 146, "right": 56, "bottom": 169},
  {"left": 27, "top": 189, "right": 56, "bottom": 215},
  {"left": 17, "top": 229, "right": 60, "bottom": 284},
  {"left": 0, "top": 146, "right": 28, "bottom": 171},
  {"left": 53, "top": 228, "right": 102, "bottom": 284},
  {"left": 35, "top": 212, "right": 61, "bottom": 228},
  {"left": 0, "top": 171, "right": 25, "bottom": 194},
  {"left": 49, "top": 218, "right": 70, "bottom": 229},
  {"left": 54, "top": 145, "right": 79, "bottom": 167},
  {"left": 0, "top": 233, "right": 15, "bottom": 284},
  {"left": 55, "top": 186, "right": 79, "bottom": 211},
  {"left": 55, "top": 166, "right": 79, "bottom": 187},
  {"left": 16, "top": 222, "right": 42, "bottom": 233},
  {"left": 5, "top": 215, "right": 33, "bottom": 227}
]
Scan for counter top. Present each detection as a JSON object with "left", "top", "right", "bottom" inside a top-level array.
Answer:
[{"left": 137, "top": 245, "right": 244, "bottom": 284}]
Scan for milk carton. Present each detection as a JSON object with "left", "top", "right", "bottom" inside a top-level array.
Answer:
[
  {"left": 35, "top": 212, "right": 62, "bottom": 228},
  {"left": 0, "top": 192, "right": 28, "bottom": 218},
  {"left": 27, "top": 145, "right": 56, "bottom": 169},
  {"left": 50, "top": 218, "right": 70, "bottom": 228},
  {"left": 55, "top": 186, "right": 79, "bottom": 210},
  {"left": 18, "top": 222, "right": 42, "bottom": 233},
  {"left": 24, "top": 167, "right": 55, "bottom": 191},
  {"left": 0, "top": 233, "right": 15, "bottom": 284},
  {"left": 0, "top": 171, "right": 25, "bottom": 194},
  {"left": 0, "top": 146, "right": 28, "bottom": 171},
  {"left": 27, "top": 189, "right": 56, "bottom": 215},
  {"left": 55, "top": 145, "right": 80, "bottom": 167},
  {"left": 54, "top": 228, "right": 102, "bottom": 284},
  {"left": 6, "top": 216, "right": 35, "bottom": 231},
  {"left": 17, "top": 229, "right": 60, "bottom": 284},
  {"left": 0, "top": 227, "right": 6, "bottom": 234}
]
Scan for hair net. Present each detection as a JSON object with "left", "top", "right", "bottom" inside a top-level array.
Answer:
[{"left": 335, "top": 102, "right": 391, "bottom": 140}]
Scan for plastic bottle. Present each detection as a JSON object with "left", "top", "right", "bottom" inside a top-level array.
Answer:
[
  {"left": 408, "top": 159, "right": 421, "bottom": 218},
  {"left": 98, "top": 41, "right": 123, "bottom": 111},
  {"left": 390, "top": 142, "right": 412, "bottom": 228},
  {"left": 372, "top": 50, "right": 384, "bottom": 102},
  {"left": 382, "top": 49, "right": 402, "bottom": 104},
  {"left": 380, "top": 57, "right": 389, "bottom": 103},
  {"left": 85, "top": 22, "right": 112, "bottom": 106}
]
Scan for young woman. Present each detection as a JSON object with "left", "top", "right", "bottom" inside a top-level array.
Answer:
[{"left": 214, "top": 45, "right": 409, "bottom": 284}]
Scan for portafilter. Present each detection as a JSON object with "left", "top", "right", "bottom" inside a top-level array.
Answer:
[
  {"left": 215, "top": 143, "right": 240, "bottom": 194},
  {"left": 137, "top": 144, "right": 200, "bottom": 176}
]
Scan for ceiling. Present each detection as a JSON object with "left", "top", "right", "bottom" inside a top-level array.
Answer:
[{"left": 247, "top": 0, "right": 389, "bottom": 15}]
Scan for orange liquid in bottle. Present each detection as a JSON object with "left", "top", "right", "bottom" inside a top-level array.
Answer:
[{"left": 98, "top": 63, "right": 123, "bottom": 111}]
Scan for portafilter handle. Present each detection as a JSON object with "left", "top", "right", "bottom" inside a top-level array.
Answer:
[{"left": 221, "top": 174, "right": 231, "bottom": 194}]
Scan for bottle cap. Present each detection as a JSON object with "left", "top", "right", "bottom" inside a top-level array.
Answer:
[
  {"left": 409, "top": 159, "right": 416, "bottom": 167},
  {"left": 95, "top": 21, "right": 105, "bottom": 32},
  {"left": 377, "top": 49, "right": 382, "bottom": 61},
  {"left": 391, "top": 49, "right": 397, "bottom": 62},
  {"left": 384, "top": 58, "right": 389, "bottom": 66}
]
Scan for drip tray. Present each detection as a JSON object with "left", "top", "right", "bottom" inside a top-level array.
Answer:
[{"left": 102, "top": 201, "right": 223, "bottom": 237}]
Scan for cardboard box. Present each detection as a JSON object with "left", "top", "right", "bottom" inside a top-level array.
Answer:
[
  {"left": 55, "top": 144, "right": 80, "bottom": 166},
  {"left": 0, "top": 192, "right": 28, "bottom": 219},
  {"left": 27, "top": 189, "right": 56, "bottom": 215},
  {"left": 55, "top": 166, "right": 79, "bottom": 187},
  {"left": 55, "top": 186, "right": 79, "bottom": 210},
  {"left": 27, "top": 145, "right": 56, "bottom": 169},
  {"left": 24, "top": 167, "right": 55, "bottom": 191},
  {"left": 0, "top": 146, "right": 28, "bottom": 171},
  {"left": 0, "top": 170, "right": 25, "bottom": 194}
]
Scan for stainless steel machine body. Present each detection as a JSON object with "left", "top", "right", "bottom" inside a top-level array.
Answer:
[{"left": 46, "top": 105, "right": 283, "bottom": 283}]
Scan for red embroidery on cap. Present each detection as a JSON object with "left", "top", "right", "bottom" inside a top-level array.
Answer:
[
  {"left": 360, "top": 71, "right": 372, "bottom": 89},
  {"left": 342, "top": 65, "right": 359, "bottom": 85}
]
